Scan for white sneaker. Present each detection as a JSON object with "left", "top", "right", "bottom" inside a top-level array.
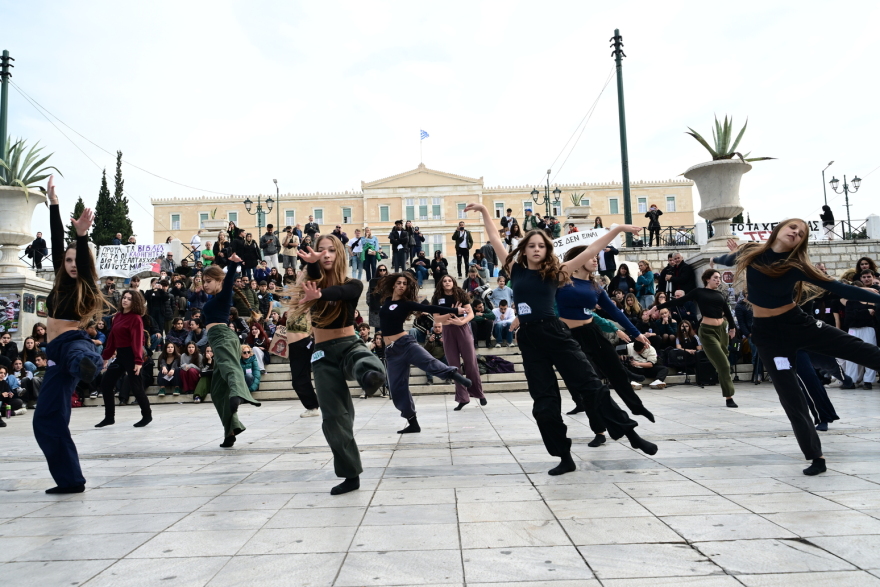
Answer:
[
  {"left": 300, "top": 408, "right": 320, "bottom": 418},
  {"left": 89, "top": 391, "right": 98, "bottom": 399},
  {"left": 649, "top": 379, "right": 667, "bottom": 389},
  {"left": 630, "top": 381, "right": 643, "bottom": 390},
  {"left": 827, "top": 379, "right": 842, "bottom": 388},
  {"left": 14, "top": 408, "right": 26, "bottom": 416},
  {"left": 494, "top": 343, "right": 501, "bottom": 348}
]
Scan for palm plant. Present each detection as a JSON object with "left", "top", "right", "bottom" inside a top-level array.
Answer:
[
  {"left": 569, "top": 192, "right": 585, "bottom": 206},
  {"left": 686, "top": 116, "right": 774, "bottom": 163},
  {"left": 0, "top": 137, "right": 62, "bottom": 200}
]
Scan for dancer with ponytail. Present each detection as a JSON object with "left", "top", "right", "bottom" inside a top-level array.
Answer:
[
  {"left": 35, "top": 176, "right": 106, "bottom": 494},
  {"left": 94, "top": 289, "right": 152, "bottom": 428},
  {"left": 713, "top": 220, "right": 880, "bottom": 475},
  {"left": 289, "top": 235, "right": 386, "bottom": 495},
  {"left": 377, "top": 272, "right": 471, "bottom": 433},
  {"left": 467, "top": 203, "right": 655, "bottom": 476},
  {"left": 201, "top": 254, "right": 261, "bottom": 449}
]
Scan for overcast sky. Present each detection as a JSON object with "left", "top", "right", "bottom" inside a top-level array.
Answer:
[{"left": 5, "top": 1, "right": 879, "bottom": 242}]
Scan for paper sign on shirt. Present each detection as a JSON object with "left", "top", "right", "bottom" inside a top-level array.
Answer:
[
  {"left": 518, "top": 302, "right": 532, "bottom": 315},
  {"left": 311, "top": 350, "right": 325, "bottom": 363}
]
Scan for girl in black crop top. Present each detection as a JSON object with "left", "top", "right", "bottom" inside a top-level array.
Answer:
[
  {"left": 288, "top": 235, "right": 387, "bottom": 496},
  {"left": 714, "top": 221, "right": 880, "bottom": 476},
  {"left": 34, "top": 177, "right": 107, "bottom": 495},
  {"left": 375, "top": 272, "right": 470, "bottom": 433},
  {"left": 467, "top": 202, "right": 658, "bottom": 474}
]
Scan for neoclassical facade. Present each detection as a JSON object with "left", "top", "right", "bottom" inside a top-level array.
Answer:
[{"left": 151, "top": 164, "right": 695, "bottom": 255}]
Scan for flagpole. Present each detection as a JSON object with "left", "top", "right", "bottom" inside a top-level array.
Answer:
[{"left": 420, "top": 137, "right": 423, "bottom": 164}]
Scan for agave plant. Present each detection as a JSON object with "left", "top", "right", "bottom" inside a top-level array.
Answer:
[
  {"left": 0, "top": 137, "right": 63, "bottom": 200},
  {"left": 685, "top": 116, "right": 774, "bottom": 163},
  {"left": 570, "top": 192, "right": 585, "bottom": 206}
]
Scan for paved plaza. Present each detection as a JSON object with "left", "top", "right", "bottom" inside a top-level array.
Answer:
[{"left": 2, "top": 383, "right": 880, "bottom": 586}]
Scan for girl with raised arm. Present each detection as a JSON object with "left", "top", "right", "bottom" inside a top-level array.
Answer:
[
  {"left": 34, "top": 176, "right": 106, "bottom": 494},
  {"left": 94, "top": 289, "right": 152, "bottom": 428},
  {"left": 467, "top": 203, "right": 656, "bottom": 476},
  {"left": 200, "top": 253, "right": 261, "bottom": 449},
  {"left": 712, "top": 220, "right": 880, "bottom": 475},
  {"left": 288, "top": 235, "right": 386, "bottom": 495},
  {"left": 377, "top": 272, "right": 471, "bottom": 433}
]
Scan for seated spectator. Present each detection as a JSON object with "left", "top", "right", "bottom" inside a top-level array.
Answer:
[
  {"left": 670, "top": 289, "right": 699, "bottom": 325},
  {"left": 283, "top": 267, "right": 297, "bottom": 286},
  {"left": 19, "top": 336, "right": 40, "bottom": 373},
  {"left": 255, "top": 281, "right": 273, "bottom": 317},
  {"left": 0, "top": 365, "right": 24, "bottom": 425},
  {"left": 240, "top": 345, "right": 262, "bottom": 392},
  {"left": 193, "top": 346, "right": 214, "bottom": 404},
  {"left": 178, "top": 342, "right": 202, "bottom": 395},
  {"left": 19, "top": 352, "right": 46, "bottom": 409},
  {"left": 626, "top": 340, "right": 668, "bottom": 389},
  {"left": 471, "top": 251, "right": 489, "bottom": 279},
  {"left": 357, "top": 323, "right": 372, "bottom": 345},
  {"left": 370, "top": 331, "right": 386, "bottom": 360},
  {"left": 470, "top": 299, "right": 495, "bottom": 349},
  {"left": 409, "top": 311, "right": 433, "bottom": 344},
  {"left": 86, "top": 325, "right": 104, "bottom": 351},
  {"left": 186, "top": 318, "right": 209, "bottom": 351},
  {"left": 651, "top": 308, "right": 678, "bottom": 349},
  {"left": 11, "top": 358, "right": 29, "bottom": 383},
  {"left": 188, "top": 277, "right": 208, "bottom": 313},
  {"left": 254, "top": 261, "right": 270, "bottom": 284},
  {"left": 267, "top": 267, "right": 283, "bottom": 288},
  {"left": 611, "top": 289, "right": 625, "bottom": 309},
  {"left": 492, "top": 299, "right": 515, "bottom": 347},
  {"left": 228, "top": 308, "right": 249, "bottom": 343},
  {"left": 608, "top": 264, "right": 636, "bottom": 296},
  {"left": 411, "top": 251, "right": 430, "bottom": 288},
  {"left": 463, "top": 267, "right": 484, "bottom": 294},
  {"left": 0, "top": 332, "right": 19, "bottom": 370},
  {"left": 157, "top": 342, "right": 182, "bottom": 396},
  {"left": 353, "top": 309, "right": 364, "bottom": 328},
  {"left": 423, "top": 323, "right": 448, "bottom": 384},
  {"left": 166, "top": 318, "right": 188, "bottom": 349},
  {"left": 247, "top": 322, "right": 271, "bottom": 370},
  {"left": 31, "top": 322, "right": 48, "bottom": 354},
  {"left": 489, "top": 276, "right": 514, "bottom": 308},
  {"left": 622, "top": 293, "right": 642, "bottom": 322},
  {"left": 676, "top": 320, "right": 701, "bottom": 354}
]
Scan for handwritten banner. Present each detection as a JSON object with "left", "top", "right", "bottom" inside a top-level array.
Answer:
[
  {"left": 97, "top": 244, "right": 168, "bottom": 278},
  {"left": 730, "top": 220, "right": 822, "bottom": 242},
  {"left": 552, "top": 228, "right": 619, "bottom": 262}
]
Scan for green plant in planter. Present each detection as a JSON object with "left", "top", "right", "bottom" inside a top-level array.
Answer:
[
  {"left": 686, "top": 116, "right": 775, "bottom": 163},
  {"left": 0, "top": 137, "right": 62, "bottom": 200},
  {"left": 570, "top": 193, "right": 585, "bottom": 207},
  {"left": 210, "top": 207, "right": 217, "bottom": 219}
]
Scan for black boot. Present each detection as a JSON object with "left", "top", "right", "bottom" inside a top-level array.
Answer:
[
  {"left": 450, "top": 371, "right": 472, "bottom": 388},
  {"left": 331, "top": 476, "right": 360, "bottom": 495},
  {"left": 398, "top": 416, "right": 421, "bottom": 434},
  {"left": 548, "top": 453, "right": 577, "bottom": 476}
]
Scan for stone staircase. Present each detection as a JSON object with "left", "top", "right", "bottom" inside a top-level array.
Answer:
[{"left": 82, "top": 276, "right": 690, "bottom": 407}]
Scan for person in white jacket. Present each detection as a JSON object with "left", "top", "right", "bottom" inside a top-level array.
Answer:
[{"left": 492, "top": 300, "right": 516, "bottom": 347}]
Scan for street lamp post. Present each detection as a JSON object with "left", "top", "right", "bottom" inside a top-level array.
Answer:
[
  {"left": 530, "top": 169, "right": 561, "bottom": 222},
  {"left": 243, "top": 193, "right": 274, "bottom": 233},
  {"left": 273, "top": 179, "right": 280, "bottom": 231},
  {"left": 829, "top": 174, "right": 862, "bottom": 239},
  {"left": 821, "top": 161, "right": 833, "bottom": 206}
]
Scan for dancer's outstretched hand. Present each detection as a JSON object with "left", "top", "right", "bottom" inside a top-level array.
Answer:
[
  {"left": 47, "top": 175, "right": 59, "bottom": 205},
  {"left": 72, "top": 208, "right": 95, "bottom": 237},
  {"left": 229, "top": 253, "right": 242, "bottom": 263},
  {"left": 635, "top": 334, "right": 651, "bottom": 346},
  {"left": 297, "top": 247, "right": 322, "bottom": 264},
  {"left": 300, "top": 281, "right": 321, "bottom": 303},
  {"left": 726, "top": 238, "right": 738, "bottom": 252},
  {"left": 615, "top": 224, "right": 642, "bottom": 236},
  {"left": 617, "top": 331, "right": 631, "bottom": 343},
  {"left": 463, "top": 203, "right": 487, "bottom": 215}
]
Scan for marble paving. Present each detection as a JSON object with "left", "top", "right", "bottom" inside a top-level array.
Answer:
[{"left": 2, "top": 383, "right": 880, "bottom": 586}]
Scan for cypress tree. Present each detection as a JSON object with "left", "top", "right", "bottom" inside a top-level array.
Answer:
[
  {"left": 112, "top": 150, "right": 133, "bottom": 241},
  {"left": 92, "top": 169, "right": 115, "bottom": 245},
  {"left": 66, "top": 196, "right": 86, "bottom": 243}
]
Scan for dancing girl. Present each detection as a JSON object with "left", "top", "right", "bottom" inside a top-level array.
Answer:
[
  {"left": 651, "top": 268, "right": 738, "bottom": 407},
  {"left": 35, "top": 177, "right": 106, "bottom": 494},
  {"left": 95, "top": 289, "right": 152, "bottom": 428},
  {"left": 468, "top": 202, "right": 655, "bottom": 476},
  {"left": 201, "top": 253, "right": 261, "bottom": 448},
  {"left": 376, "top": 272, "right": 471, "bottom": 433},
  {"left": 713, "top": 221, "right": 880, "bottom": 475},
  {"left": 290, "top": 235, "right": 386, "bottom": 495}
]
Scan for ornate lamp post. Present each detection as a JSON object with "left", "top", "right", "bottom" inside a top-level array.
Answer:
[
  {"left": 243, "top": 194, "right": 274, "bottom": 232},
  {"left": 530, "top": 169, "right": 561, "bottom": 219},
  {"left": 829, "top": 174, "right": 861, "bottom": 239},
  {"left": 273, "top": 179, "right": 280, "bottom": 231}
]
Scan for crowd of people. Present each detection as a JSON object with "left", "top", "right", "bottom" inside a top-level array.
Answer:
[{"left": 9, "top": 179, "right": 880, "bottom": 497}]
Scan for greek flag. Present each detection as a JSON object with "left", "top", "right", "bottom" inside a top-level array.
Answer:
[{"left": 420, "top": 129, "right": 429, "bottom": 140}]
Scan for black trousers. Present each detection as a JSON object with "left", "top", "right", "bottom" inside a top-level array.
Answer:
[
  {"left": 795, "top": 351, "right": 839, "bottom": 425},
  {"left": 456, "top": 249, "right": 470, "bottom": 277},
  {"left": 519, "top": 319, "right": 637, "bottom": 456},
  {"left": 570, "top": 322, "right": 648, "bottom": 414},
  {"left": 289, "top": 337, "right": 319, "bottom": 410},
  {"left": 648, "top": 228, "right": 661, "bottom": 246},
  {"left": 471, "top": 320, "right": 494, "bottom": 348},
  {"left": 99, "top": 347, "right": 151, "bottom": 421},
  {"left": 752, "top": 307, "right": 880, "bottom": 460},
  {"left": 630, "top": 364, "right": 668, "bottom": 381}
]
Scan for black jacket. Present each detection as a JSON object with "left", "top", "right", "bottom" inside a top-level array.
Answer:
[
  {"left": 452, "top": 228, "right": 473, "bottom": 250},
  {"left": 659, "top": 260, "right": 696, "bottom": 293},
  {"left": 735, "top": 299, "right": 753, "bottom": 337},
  {"left": 239, "top": 240, "right": 262, "bottom": 269},
  {"left": 599, "top": 246, "right": 618, "bottom": 274},
  {"left": 645, "top": 209, "right": 663, "bottom": 229},
  {"left": 389, "top": 229, "right": 409, "bottom": 251}
]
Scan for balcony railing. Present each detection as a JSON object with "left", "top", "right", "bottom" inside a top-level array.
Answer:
[{"left": 631, "top": 226, "right": 698, "bottom": 247}]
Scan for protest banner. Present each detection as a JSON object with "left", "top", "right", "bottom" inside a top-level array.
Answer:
[
  {"left": 97, "top": 244, "right": 168, "bottom": 278},
  {"left": 730, "top": 220, "right": 822, "bottom": 242},
  {"left": 551, "top": 228, "right": 620, "bottom": 262}
]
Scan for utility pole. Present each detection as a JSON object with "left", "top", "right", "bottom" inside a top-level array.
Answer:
[
  {"left": 0, "top": 50, "right": 14, "bottom": 165},
  {"left": 611, "top": 30, "right": 633, "bottom": 246}
]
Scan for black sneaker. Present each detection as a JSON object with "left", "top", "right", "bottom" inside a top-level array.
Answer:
[
  {"left": 865, "top": 383, "right": 873, "bottom": 390},
  {"left": 726, "top": 398, "right": 738, "bottom": 408}
]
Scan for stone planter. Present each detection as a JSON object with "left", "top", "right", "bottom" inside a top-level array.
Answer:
[
  {"left": 564, "top": 205, "right": 592, "bottom": 233},
  {"left": 200, "top": 218, "right": 229, "bottom": 239},
  {"left": 0, "top": 186, "right": 47, "bottom": 274},
  {"left": 684, "top": 160, "right": 749, "bottom": 250}
]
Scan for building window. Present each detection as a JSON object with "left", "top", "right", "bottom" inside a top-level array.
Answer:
[
  {"left": 342, "top": 207, "right": 352, "bottom": 224},
  {"left": 666, "top": 196, "right": 677, "bottom": 212},
  {"left": 494, "top": 202, "right": 505, "bottom": 218},
  {"left": 285, "top": 210, "right": 295, "bottom": 227},
  {"left": 582, "top": 199, "right": 590, "bottom": 207},
  {"left": 432, "top": 234, "right": 443, "bottom": 254},
  {"left": 379, "top": 205, "right": 389, "bottom": 222},
  {"left": 171, "top": 214, "right": 181, "bottom": 231},
  {"left": 522, "top": 200, "right": 534, "bottom": 215},
  {"left": 257, "top": 211, "right": 267, "bottom": 228},
  {"left": 551, "top": 204, "right": 562, "bottom": 217},
  {"left": 457, "top": 203, "right": 466, "bottom": 219},
  {"left": 638, "top": 197, "right": 647, "bottom": 213},
  {"left": 405, "top": 198, "right": 415, "bottom": 221},
  {"left": 228, "top": 212, "right": 238, "bottom": 225},
  {"left": 313, "top": 209, "right": 323, "bottom": 223},
  {"left": 609, "top": 199, "right": 619, "bottom": 215},
  {"left": 199, "top": 213, "right": 209, "bottom": 228},
  {"left": 418, "top": 198, "right": 428, "bottom": 220},
  {"left": 432, "top": 197, "right": 442, "bottom": 219}
]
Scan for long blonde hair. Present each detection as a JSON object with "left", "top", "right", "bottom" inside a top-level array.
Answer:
[
  {"left": 286, "top": 235, "right": 351, "bottom": 328},
  {"left": 502, "top": 230, "right": 569, "bottom": 286},
  {"left": 732, "top": 218, "right": 831, "bottom": 304},
  {"left": 54, "top": 243, "right": 110, "bottom": 328}
]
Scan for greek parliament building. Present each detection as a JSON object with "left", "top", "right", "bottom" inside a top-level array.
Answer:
[{"left": 150, "top": 163, "right": 695, "bottom": 254}]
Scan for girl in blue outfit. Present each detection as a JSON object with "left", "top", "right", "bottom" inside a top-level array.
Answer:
[{"left": 34, "top": 177, "right": 106, "bottom": 494}]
